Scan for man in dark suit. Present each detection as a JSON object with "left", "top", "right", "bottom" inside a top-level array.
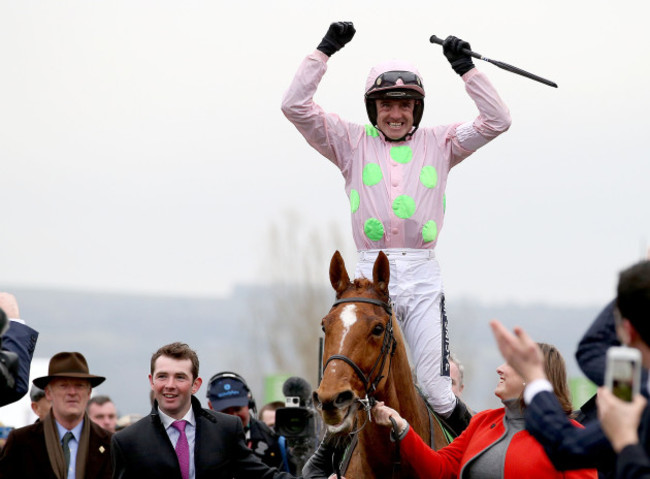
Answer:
[
  {"left": 0, "top": 292, "right": 38, "bottom": 406},
  {"left": 111, "top": 342, "right": 295, "bottom": 479},
  {"left": 0, "top": 351, "right": 112, "bottom": 478},
  {"left": 490, "top": 259, "right": 650, "bottom": 478}
]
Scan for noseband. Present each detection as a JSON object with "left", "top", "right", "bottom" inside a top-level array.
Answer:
[{"left": 323, "top": 296, "right": 397, "bottom": 420}]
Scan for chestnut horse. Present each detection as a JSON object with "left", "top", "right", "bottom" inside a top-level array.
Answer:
[{"left": 313, "top": 251, "right": 450, "bottom": 478}]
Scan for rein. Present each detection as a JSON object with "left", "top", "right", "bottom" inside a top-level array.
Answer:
[{"left": 324, "top": 296, "right": 397, "bottom": 420}]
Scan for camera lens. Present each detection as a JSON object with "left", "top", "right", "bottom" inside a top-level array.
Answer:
[{"left": 275, "top": 407, "right": 315, "bottom": 438}]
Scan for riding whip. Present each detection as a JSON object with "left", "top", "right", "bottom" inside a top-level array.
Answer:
[{"left": 429, "top": 35, "right": 558, "bottom": 88}]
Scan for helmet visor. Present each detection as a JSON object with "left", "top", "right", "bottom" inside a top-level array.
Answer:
[{"left": 365, "top": 70, "right": 424, "bottom": 99}]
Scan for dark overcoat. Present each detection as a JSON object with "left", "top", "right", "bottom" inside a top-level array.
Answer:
[{"left": 111, "top": 396, "right": 295, "bottom": 479}]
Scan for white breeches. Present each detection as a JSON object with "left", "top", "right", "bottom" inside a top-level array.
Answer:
[{"left": 356, "top": 249, "right": 456, "bottom": 416}]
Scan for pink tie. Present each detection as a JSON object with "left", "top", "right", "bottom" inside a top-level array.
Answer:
[{"left": 172, "top": 420, "right": 190, "bottom": 479}]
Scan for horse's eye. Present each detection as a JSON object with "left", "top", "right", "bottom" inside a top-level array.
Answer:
[
  {"left": 372, "top": 324, "right": 384, "bottom": 335},
  {"left": 321, "top": 324, "right": 326, "bottom": 333}
]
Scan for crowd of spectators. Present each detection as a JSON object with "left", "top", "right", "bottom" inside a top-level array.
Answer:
[{"left": 0, "top": 20, "right": 647, "bottom": 473}]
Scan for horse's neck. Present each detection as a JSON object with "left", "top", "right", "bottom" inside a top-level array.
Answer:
[
  {"left": 378, "top": 345, "right": 430, "bottom": 439},
  {"left": 355, "top": 421, "right": 401, "bottom": 478}
]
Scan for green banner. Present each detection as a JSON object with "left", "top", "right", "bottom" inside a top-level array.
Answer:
[
  {"left": 569, "top": 376, "right": 597, "bottom": 409},
  {"left": 264, "top": 374, "right": 291, "bottom": 405}
]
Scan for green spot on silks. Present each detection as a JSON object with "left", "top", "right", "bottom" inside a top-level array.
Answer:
[
  {"left": 390, "top": 145, "right": 413, "bottom": 164},
  {"left": 420, "top": 165, "right": 438, "bottom": 189},
  {"left": 364, "top": 218, "right": 384, "bottom": 241},
  {"left": 422, "top": 220, "right": 438, "bottom": 243},
  {"left": 350, "top": 189, "right": 360, "bottom": 213},
  {"left": 392, "top": 195, "right": 416, "bottom": 219},
  {"left": 362, "top": 163, "right": 383, "bottom": 186},
  {"left": 365, "top": 125, "right": 379, "bottom": 137},
  {"left": 443, "top": 194, "right": 446, "bottom": 213}
]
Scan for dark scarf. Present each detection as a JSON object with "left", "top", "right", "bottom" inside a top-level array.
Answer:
[{"left": 43, "top": 411, "right": 91, "bottom": 479}]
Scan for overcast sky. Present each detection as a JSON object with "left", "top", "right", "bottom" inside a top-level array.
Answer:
[{"left": 1, "top": 0, "right": 649, "bottom": 307}]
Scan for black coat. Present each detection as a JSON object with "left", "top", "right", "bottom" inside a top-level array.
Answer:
[
  {"left": 526, "top": 389, "right": 650, "bottom": 478},
  {"left": 0, "top": 320, "right": 38, "bottom": 406},
  {"left": 248, "top": 417, "right": 293, "bottom": 473},
  {"left": 111, "top": 396, "right": 295, "bottom": 479},
  {"left": 575, "top": 299, "right": 648, "bottom": 393}
]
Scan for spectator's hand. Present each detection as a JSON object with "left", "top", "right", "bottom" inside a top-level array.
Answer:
[
  {"left": 490, "top": 320, "right": 546, "bottom": 383},
  {"left": 317, "top": 22, "right": 356, "bottom": 57},
  {"left": 372, "top": 401, "right": 407, "bottom": 432},
  {"left": 442, "top": 35, "right": 475, "bottom": 76},
  {"left": 597, "top": 386, "right": 646, "bottom": 453},
  {"left": 0, "top": 293, "right": 20, "bottom": 319}
]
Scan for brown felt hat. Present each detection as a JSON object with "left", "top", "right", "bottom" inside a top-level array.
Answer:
[{"left": 33, "top": 352, "right": 105, "bottom": 389}]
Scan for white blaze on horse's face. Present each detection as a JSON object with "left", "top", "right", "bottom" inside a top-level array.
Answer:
[{"left": 338, "top": 304, "right": 358, "bottom": 352}]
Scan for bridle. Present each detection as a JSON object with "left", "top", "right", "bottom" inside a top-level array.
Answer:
[
  {"left": 323, "top": 296, "right": 397, "bottom": 422},
  {"left": 323, "top": 295, "right": 401, "bottom": 479}
]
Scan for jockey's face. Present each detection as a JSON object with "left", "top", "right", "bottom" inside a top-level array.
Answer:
[{"left": 375, "top": 98, "right": 415, "bottom": 140}]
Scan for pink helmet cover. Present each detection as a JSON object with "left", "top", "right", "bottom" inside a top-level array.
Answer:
[{"left": 364, "top": 59, "right": 425, "bottom": 97}]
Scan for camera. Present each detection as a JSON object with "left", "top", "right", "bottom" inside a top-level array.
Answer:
[
  {"left": 285, "top": 396, "right": 300, "bottom": 408},
  {"left": 274, "top": 377, "right": 318, "bottom": 439},
  {"left": 275, "top": 405, "right": 316, "bottom": 439},
  {"left": 274, "top": 377, "right": 320, "bottom": 472},
  {"left": 605, "top": 346, "right": 641, "bottom": 402}
]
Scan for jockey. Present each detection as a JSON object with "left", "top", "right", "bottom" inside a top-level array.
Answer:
[{"left": 282, "top": 21, "right": 511, "bottom": 434}]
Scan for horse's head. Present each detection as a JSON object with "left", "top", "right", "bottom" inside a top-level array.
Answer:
[{"left": 313, "top": 250, "right": 396, "bottom": 435}]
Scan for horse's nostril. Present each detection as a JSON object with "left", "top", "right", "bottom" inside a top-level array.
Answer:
[
  {"left": 312, "top": 391, "right": 322, "bottom": 409},
  {"left": 334, "top": 390, "right": 354, "bottom": 408}
]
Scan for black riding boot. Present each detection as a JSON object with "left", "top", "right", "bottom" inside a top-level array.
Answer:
[{"left": 442, "top": 397, "right": 473, "bottom": 437}]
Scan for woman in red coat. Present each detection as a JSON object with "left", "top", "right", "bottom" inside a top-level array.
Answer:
[{"left": 372, "top": 343, "right": 597, "bottom": 478}]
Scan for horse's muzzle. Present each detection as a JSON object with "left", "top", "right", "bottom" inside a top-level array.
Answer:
[{"left": 313, "top": 388, "right": 359, "bottom": 432}]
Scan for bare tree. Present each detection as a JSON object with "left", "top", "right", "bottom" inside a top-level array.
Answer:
[{"left": 248, "top": 212, "right": 354, "bottom": 387}]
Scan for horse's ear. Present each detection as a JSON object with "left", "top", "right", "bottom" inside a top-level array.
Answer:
[
  {"left": 329, "top": 250, "right": 351, "bottom": 296},
  {"left": 373, "top": 251, "right": 390, "bottom": 294}
]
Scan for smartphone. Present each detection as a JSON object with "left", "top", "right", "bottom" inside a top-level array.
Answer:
[{"left": 604, "top": 346, "right": 642, "bottom": 402}]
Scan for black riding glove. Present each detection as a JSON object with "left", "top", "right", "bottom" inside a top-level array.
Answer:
[
  {"left": 317, "top": 21, "right": 356, "bottom": 57},
  {"left": 443, "top": 35, "right": 475, "bottom": 76}
]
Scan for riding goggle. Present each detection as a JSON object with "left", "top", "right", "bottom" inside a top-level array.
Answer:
[{"left": 366, "top": 70, "right": 424, "bottom": 98}]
